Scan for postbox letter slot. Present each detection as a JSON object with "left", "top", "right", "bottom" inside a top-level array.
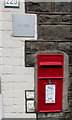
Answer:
[
  {"left": 39, "top": 62, "right": 62, "bottom": 68},
  {"left": 39, "top": 62, "right": 62, "bottom": 66}
]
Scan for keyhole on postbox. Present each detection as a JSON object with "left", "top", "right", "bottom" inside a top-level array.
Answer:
[{"left": 48, "top": 78, "right": 52, "bottom": 83}]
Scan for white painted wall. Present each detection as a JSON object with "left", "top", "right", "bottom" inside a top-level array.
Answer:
[
  {"left": 0, "top": 95, "right": 2, "bottom": 120},
  {"left": 1, "top": 0, "right": 37, "bottom": 118},
  {"left": 0, "top": 0, "right": 2, "bottom": 119}
]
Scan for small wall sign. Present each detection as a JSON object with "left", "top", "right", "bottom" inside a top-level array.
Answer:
[
  {"left": 4, "top": 0, "right": 20, "bottom": 8},
  {"left": 13, "top": 14, "right": 36, "bottom": 37}
]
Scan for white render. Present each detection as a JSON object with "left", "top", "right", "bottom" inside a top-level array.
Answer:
[
  {"left": 0, "top": 94, "right": 2, "bottom": 120},
  {"left": 0, "top": 0, "right": 37, "bottom": 118}
]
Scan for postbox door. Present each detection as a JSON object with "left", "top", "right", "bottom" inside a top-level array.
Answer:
[{"left": 38, "top": 79, "right": 63, "bottom": 112}]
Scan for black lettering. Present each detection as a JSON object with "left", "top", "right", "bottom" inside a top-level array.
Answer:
[
  {"left": 10, "top": 0, "right": 13, "bottom": 4},
  {"left": 7, "top": 0, "right": 10, "bottom": 4},
  {"left": 14, "top": 0, "right": 17, "bottom": 4}
]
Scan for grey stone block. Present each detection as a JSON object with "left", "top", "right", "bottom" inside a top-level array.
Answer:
[
  {"left": 25, "top": 2, "right": 72, "bottom": 13},
  {"left": 55, "top": 2, "right": 70, "bottom": 12},
  {"left": 70, "top": 77, "right": 72, "bottom": 84},
  {"left": 38, "top": 25, "right": 70, "bottom": 40},
  {"left": 38, "top": 15, "right": 70, "bottom": 24},
  {"left": 26, "top": 42, "right": 55, "bottom": 53},
  {"left": 25, "top": 54, "right": 35, "bottom": 67},
  {"left": 69, "top": 66, "right": 72, "bottom": 74},
  {"left": 68, "top": 86, "right": 72, "bottom": 91},
  {"left": 70, "top": 2, "right": 72, "bottom": 12},
  {"left": 25, "top": 2, "right": 52, "bottom": 12},
  {"left": 58, "top": 43, "right": 71, "bottom": 52},
  {"left": 38, "top": 118, "right": 71, "bottom": 120},
  {"left": 69, "top": 55, "right": 72, "bottom": 64}
]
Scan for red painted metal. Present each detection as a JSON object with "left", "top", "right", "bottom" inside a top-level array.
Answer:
[
  {"left": 37, "top": 53, "right": 64, "bottom": 112},
  {"left": 39, "top": 62, "right": 62, "bottom": 66}
]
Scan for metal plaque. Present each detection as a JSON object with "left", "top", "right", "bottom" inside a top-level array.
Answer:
[
  {"left": 4, "top": 0, "right": 20, "bottom": 8},
  {"left": 13, "top": 14, "right": 35, "bottom": 37},
  {"left": 46, "top": 84, "right": 56, "bottom": 103}
]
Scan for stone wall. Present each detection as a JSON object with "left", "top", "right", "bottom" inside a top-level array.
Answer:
[
  {"left": 0, "top": 1, "right": 72, "bottom": 119},
  {"left": 25, "top": 2, "right": 72, "bottom": 119},
  {"left": 1, "top": 0, "right": 37, "bottom": 118}
]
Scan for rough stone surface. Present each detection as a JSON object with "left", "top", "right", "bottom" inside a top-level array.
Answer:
[
  {"left": 25, "top": 42, "right": 55, "bottom": 53},
  {"left": 37, "top": 113, "right": 71, "bottom": 119},
  {"left": 25, "top": 2, "right": 71, "bottom": 13},
  {"left": 69, "top": 66, "right": 72, "bottom": 74},
  {"left": 69, "top": 55, "right": 72, "bottom": 64},
  {"left": 25, "top": 2, "right": 52, "bottom": 12},
  {"left": 25, "top": 41, "right": 72, "bottom": 67},
  {"left": 58, "top": 43, "right": 71, "bottom": 54},
  {"left": 38, "top": 25, "right": 70, "bottom": 40},
  {"left": 55, "top": 2, "right": 71, "bottom": 12},
  {"left": 38, "top": 15, "right": 70, "bottom": 24}
]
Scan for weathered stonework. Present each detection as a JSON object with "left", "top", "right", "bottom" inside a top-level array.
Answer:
[
  {"left": 38, "top": 15, "right": 70, "bottom": 23},
  {"left": 25, "top": 2, "right": 53, "bottom": 12},
  {"left": 25, "top": 1, "right": 72, "bottom": 119},
  {"left": 38, "top": 25, "right": 70, "bottom": 40},
  {"left": 55, "top": 2, "right": 71, "bottom": 12},
  {"left": 25, "top": 41, "right": 72, "bottom": 66},
  {"left": 25, "top": 2, "right": 71, "bottom": 13}
]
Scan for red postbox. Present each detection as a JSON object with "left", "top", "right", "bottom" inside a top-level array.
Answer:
[{"left": 34, "top": 53, "right": 64, "bottom": 113}]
